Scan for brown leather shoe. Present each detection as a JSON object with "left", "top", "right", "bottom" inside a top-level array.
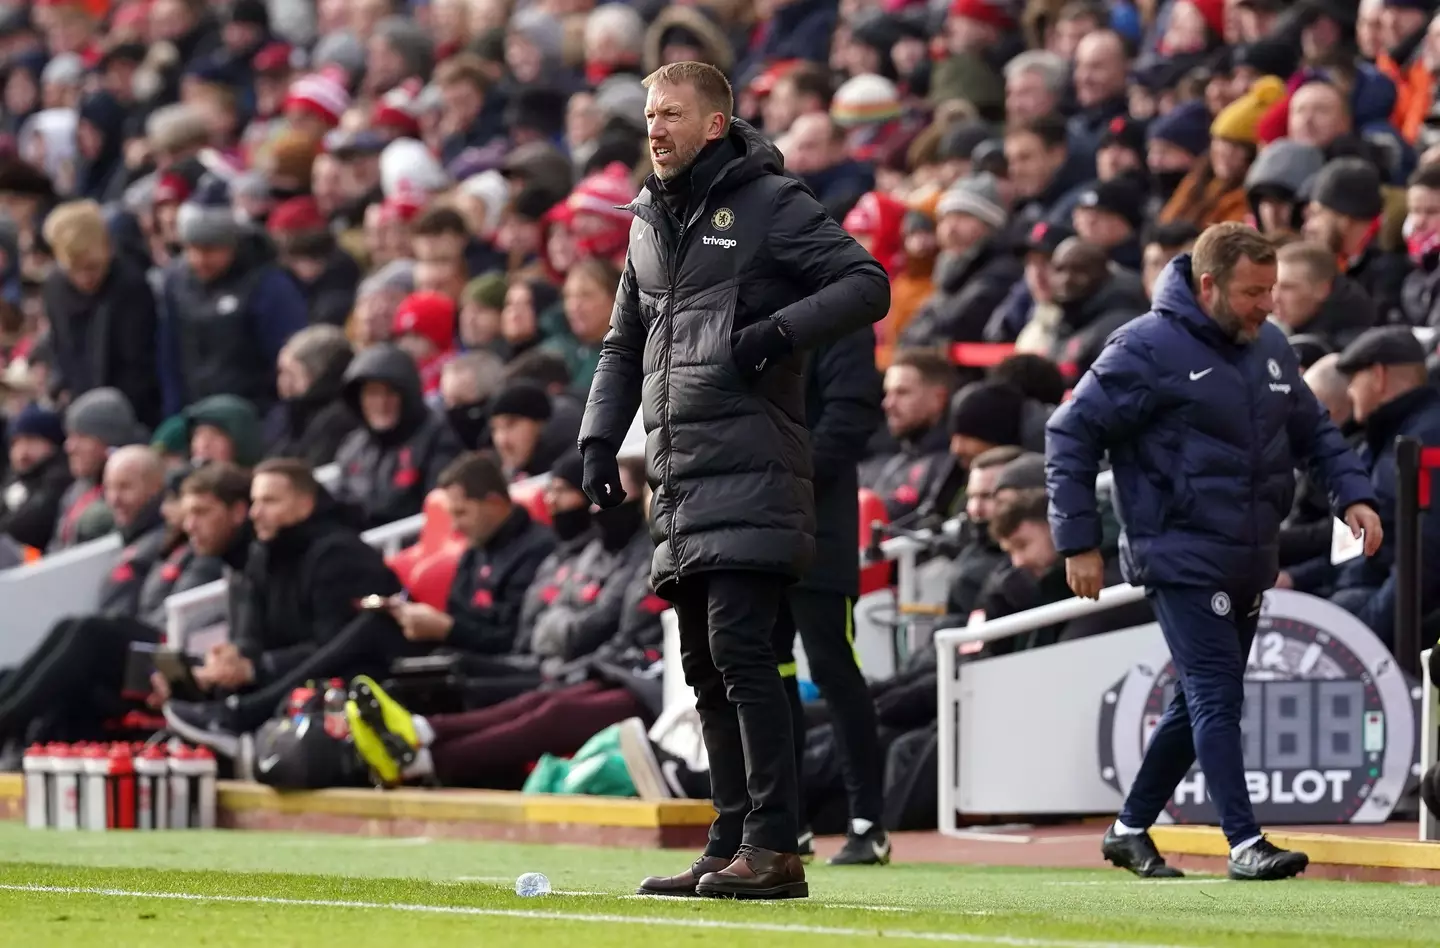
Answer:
[
  {"left": 636, "top": 854, "right": 733, "bottom": 897},
  {"left": 695, "top": 845, "right": 808, "bottom": 900}
]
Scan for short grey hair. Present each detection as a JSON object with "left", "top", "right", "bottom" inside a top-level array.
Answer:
[
  {"left": 374, "top": 16, "right": 435, "bottom": 79},
  {"left": 585, "top": 3, "right": 646, "bottom": 55},
  {"left": 146, "top": 104, "right": 210, "bottom": 152},
  {"left": 281, "top": 324, "right": 353, "bottom": 379},
  {"left": 1003, "top": 50, "right": 1068, "bottom": 97}
]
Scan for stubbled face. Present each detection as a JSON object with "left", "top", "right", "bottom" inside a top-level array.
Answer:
[
  {"left": 1200, "top": 257, "right": 1276, "bottom": 344},
  {"left": 1001, "top": 519, "right": 1057, "bottom": 577},
  {"left": 644, "top": 80, "right": 723, "bottom": 181}
]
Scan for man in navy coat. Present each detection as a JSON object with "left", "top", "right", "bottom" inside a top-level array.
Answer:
[{"left": 1046, "top": 223, "right": 1383, "bottom": 881}]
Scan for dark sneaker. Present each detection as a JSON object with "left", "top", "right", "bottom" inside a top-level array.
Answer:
[
  {"left": 1101, "top": 827, "right": 1185, "bottom": 878},
  {"left": 1228, "top": 838, "right": 1308, "bottom": 881},
  {"left": 162, "top": 700, "right": 241, "bottom": 758},
  {"left": 829, "top": 825, "right": 892, "bottom": 866},
  {"left": 696, "top": 845, "right": 808, "bottom": 900},
  {"left": 797, "top": 828, "right": 815, "bottom": 864},
  {"left": 637, "top": 854, "right": 733, "bottom": 897}
]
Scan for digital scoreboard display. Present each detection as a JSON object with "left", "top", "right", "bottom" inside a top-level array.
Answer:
[{"left": 1098, "top": 592, "right": 1419, "bottom": 825}]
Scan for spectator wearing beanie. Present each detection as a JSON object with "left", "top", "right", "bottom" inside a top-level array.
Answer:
[
  {"left": 334, "top": 343, "right": 462, "bottom": 529},
  {"left": 392, "top": 290, "right": 458, "bottom": 399},
  {"left": 42, "top": 199, "right": 162, "bottom": 429},
  {"left": 544, "top": 162, "right": 637, "bottom": 275},
  {"left": 459, "top": 273, "right": 508, "bottom": 353},
  {"left": 268, "top": 324, "right": 360, "bottom": 468},
  {"left": 927, "top": 0, "right": 1011, "bottom": 121},
  {"left": 947, "top": 379, "right": 1028, "bottom": 467},
  {"left": 1096, "top": 115, "right": 1148, "bottom": 185},
  {"left": 185, "top": 394, "right": 265, "bottom": 468},
  {"left": 489, "top": 380, "right": 557, "bottom": 481},
  {"left": 283, "top": 67, "right": 352, "bottom": 139},
  {"left": 1072, "top": 177, "right": 1147, "bottom": 271},
  {"left": 0, "top": 403, "right": 73, "bottom": 551},
  {"left": 269, "top": 196, "right": 362, "bottom": 329},
  {"left": 1146, "top": 101, "right": 1211, "bottom": 209},
  {"left": 1303, "top": 157, "right": 1411, "bottom": 324},
  {"left": 902, "top": 173, "right": 1020, "bottom": 344},
  {"left": 1161, "top": 76, "right": 1282, "bottom": 229},
  {"left": 158, "top": 176, "right": 309, "bottom": 417},
  {"left": 50, "top": 387, "right": 148, "bottom": 551},
  {"left": 830, "top": 73, "right": 908, "bottom": 166}
]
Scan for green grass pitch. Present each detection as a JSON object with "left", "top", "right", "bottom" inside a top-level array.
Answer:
[{"left": 0, "top": 822, "right": 1436, "bottom": 947}]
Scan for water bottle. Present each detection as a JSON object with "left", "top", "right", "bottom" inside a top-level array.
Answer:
[
  {"left": 515, "top": 872, "right": 551, "bottom": 897},
  {"left": 168, "top": 745, "right": 193, "bottom": 829},
  {"left": 106, "top": 743, "right": 137, "bottom": 830},
  {"left": 323, "top": 678, "right": 349, "bottom": 739},
  {"left": 21, "top": 744, "right": 49, "bottom": 829},
  {"left": 193, "top": 747, "right": 217, "bottom": 829},
  {"left": 50, "top": 744, "right": 81, "bottom": 831},
  {"left": 134, "top": 745, "right": 169, "bottom": 830},
  {"left": 79, "top": 744, "right": 109, "bottom": 831}
]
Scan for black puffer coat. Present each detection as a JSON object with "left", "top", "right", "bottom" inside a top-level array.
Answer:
[
  {"left": 333, "top": 344, "right": 462, "bottom": 529},
  {"left": 579, "top": 119, "right": 889, "bottom": 591}
]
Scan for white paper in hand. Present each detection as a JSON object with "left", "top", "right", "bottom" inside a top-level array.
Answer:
[{"left": 1331, "top": 517, "right": 1365, "bottom": 565}]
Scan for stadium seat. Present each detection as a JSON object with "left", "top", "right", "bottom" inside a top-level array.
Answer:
[
  {"left": 858, "top": 488, "right": 890, "bottom": 596},
  {"left": 510, "top": 478, "right": 551, "bottom": 526},
  {"left": 406, "top": 537, "right": 466, "bottom": 610},
  {"left": 948, "top": 342, "right": 1016, "bottom": 369},
  {"left": 387, "top": 489, "right": 456, "bottom": 586}
]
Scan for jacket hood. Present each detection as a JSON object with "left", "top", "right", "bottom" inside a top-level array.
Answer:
[
  {"left": 1245, "top": 139, "right": 1325, "bottom": 206},
  {"left": 642, "top": 6, "right": 734, "bottom": 76},
  {"left": 186, "top": 394, "right": 264, "bottom": 467},
  {"left": 342, "top": 342, "right": 429, "bottom": 439},
  {"left": 1150, "top": 253, "right": 1236, "bottom": 350}
]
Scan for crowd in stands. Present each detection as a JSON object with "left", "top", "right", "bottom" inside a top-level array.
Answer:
[{"left": 0, "top": 0, "right": 1437, "bottom": 837}]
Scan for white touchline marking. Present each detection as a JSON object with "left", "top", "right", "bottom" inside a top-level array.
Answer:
[
  {"left": 1043, "top": 879, "right": 1231, "bottom": 887},
  {"left": 620, "top": 895, "right": 993, "bottom": 915},
  {"left": 0, "top": 883, "right": 1201, "bottom": 948}
]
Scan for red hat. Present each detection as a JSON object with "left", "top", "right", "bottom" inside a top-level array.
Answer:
[
  {"left": 747, "top": 59, "right": 802, "bottom": 98},
  {"left": 152, "top": 170, "right": 193, "bottom": 206},
  {"left": 546, "top": 162, "right": 636, "bottom": 228},
  {"left": 392, "top": 291, "right": 456, "bottom": 351},
  {"left": 1185, "top": 0, "right": 1226, "bottom": 38},
  {"left": 948, "top": 0, "right": 1015, "bottom": 29},
  {"left": 267, "top": 196, "right": 325, "bottom": 236},
  {"left": 372, "top": 79, "right": 423, "bottom": 138},
  {"left": 253, "top": 42, "right": 294, "bottom": 75},
  {"left": 284, "top": 66, "right": 350, "bottom": 128}
]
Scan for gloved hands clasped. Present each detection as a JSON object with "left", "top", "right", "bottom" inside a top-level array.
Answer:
[{"left": 730, "top": 317, "right": 793, "bottom": 383}]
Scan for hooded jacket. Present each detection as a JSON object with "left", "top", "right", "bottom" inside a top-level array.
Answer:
[
  {"left": 186, "top": 394, "right": 265, "bottom": 467},
  {"left": 229, "top": 489, "right": 405, "bottom": 686},
  {"left": 1046, "top": 254, "right": 1375, "bottom": 592},
  {"left": 0, "top": 450, "right": 72, "bottom": 551},
  {"left": 1244, "top": 140, "right": 1325, "bottom": 230},
  {"left": 642, "top": 6, "right": 734, "bottom": 76},
  {"left": 333, "top": 344, "right": 463, "bottom": 529},
  {"left": 42, "top": 251, "right": 162, "bottom": 428},
  {"left": 579, "top": 119, "right": 890, "bottom": 590},
  {"left": 265, "top": 346, "right": 360, "bottom": 467}
]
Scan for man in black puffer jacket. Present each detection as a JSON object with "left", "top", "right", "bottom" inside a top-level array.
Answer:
[
  {"left": 579, "top": 62, "right": 889, "bottom": 900},
  {"left": 334, "top": 343, "right": 463, "bottom": 529}
]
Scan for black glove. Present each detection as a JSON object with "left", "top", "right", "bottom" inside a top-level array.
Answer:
[
  {"left": 730, "top": 317, "right": 792, "bottom": 383},
  {"left": 581, "top": 442, "right": 626, "bottom": 509}
]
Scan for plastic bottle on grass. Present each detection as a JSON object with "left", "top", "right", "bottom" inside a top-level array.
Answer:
[{"left": 515, "top": 872, "right": 551, "bottom": 897}]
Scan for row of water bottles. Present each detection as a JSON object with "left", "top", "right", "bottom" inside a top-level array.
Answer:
[{"left": 22, "top": 741, "right": 218, "bottom": 831}]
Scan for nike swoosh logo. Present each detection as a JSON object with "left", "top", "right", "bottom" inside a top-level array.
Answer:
[
  {"left": 1189, "top": 368, "right": 1214, "bottom": 381},
  {"left": 258, "top": 755, "right": 281, "bottom": 773},
  {"left": 873, "top": 841, "right": 891, "bottom": 861}
]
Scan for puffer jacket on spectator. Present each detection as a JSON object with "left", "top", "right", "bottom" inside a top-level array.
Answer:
[
  {"left": 445, "top": 504, "right": 556, "bottom": 654},
  {"left": 900, "top": 238, "right": 1024, "bottom": 345},
  {"left": 95, "top": 497, "right": 168, "bottom": 618},
  {"left": 333, "top": 344, "right": 463, "bottom": 529},
  {"left": 523, "top": 523, "right": 653, "bottom": 662},
  {"left": 1400, "top": 245, "right": 1440, "bottom": 328},
  {"left": 228, "top": 489, "right": 405, "bottom": 687},
  {"left": 1285, "top": 274, "right": 1377, "bottom": 353},
  {"left": 580, "top": 119, "right": 889, "bottom": 590},
  {"left": 1046, "top": 254, "right": 1375, "bottom": 591}
]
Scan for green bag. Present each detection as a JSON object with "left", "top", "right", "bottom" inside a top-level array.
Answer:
[{"left": 520, "top": 725, "right": 638, "bottom": 797}]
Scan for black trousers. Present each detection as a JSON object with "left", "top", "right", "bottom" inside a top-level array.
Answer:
[
  {"left": 226, "top": 612, "right": 407, "bottom": 729},
  {"left": 671, "top": 570, "right": 797, "bottom": 855},
  {"left": 0, "top": 615, "right": 160, "bottom": 742},
  {"left": 773, "top": 589, "right": 885, "bottom": 827}
]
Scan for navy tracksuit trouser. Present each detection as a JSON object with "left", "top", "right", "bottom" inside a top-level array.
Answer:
[{"left": 1118, "top": 585, "right": 1263, "bottom": 847}]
